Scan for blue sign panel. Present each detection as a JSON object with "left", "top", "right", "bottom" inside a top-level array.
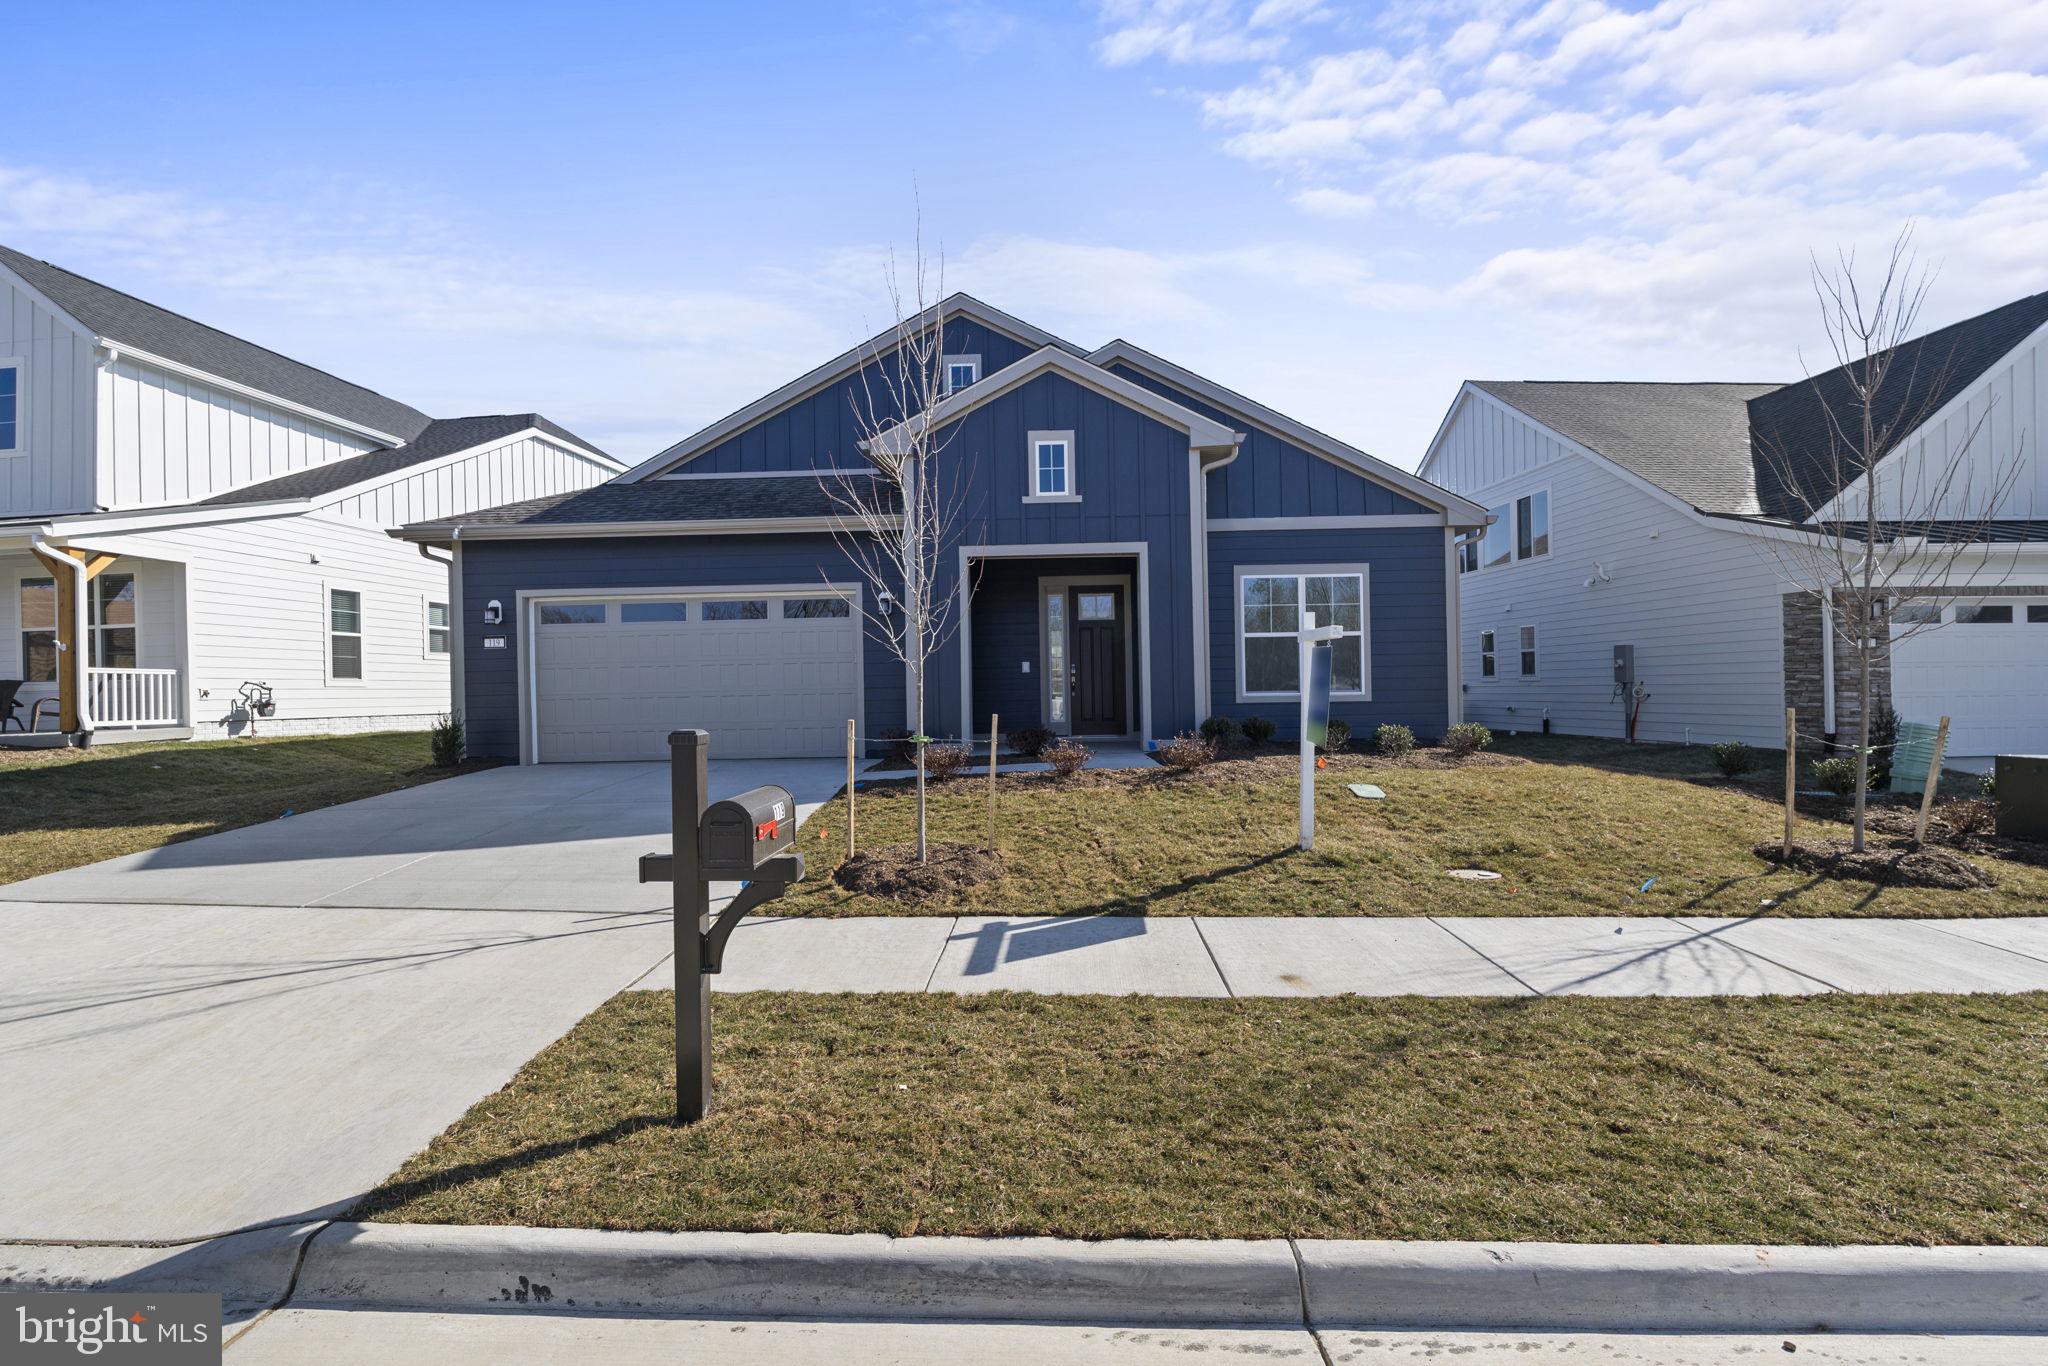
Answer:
[{"left": 1304, "top": 641, "right": 1333, "bottom": 746}]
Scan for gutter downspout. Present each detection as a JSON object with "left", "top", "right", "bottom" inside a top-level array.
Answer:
[{"left": 29, "top": 533, "right": 94, "bottom": 743}]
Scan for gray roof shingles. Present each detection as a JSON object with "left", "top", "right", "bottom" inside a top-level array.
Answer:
[
  {"left": 0, "top": 243, "right": 432, "bottom": 440},
  {"left": 198, "top": 414, "right": 603, "bottom": 507},
  {"left": 424, "top": 472, "right": 890, "bottom": 530}
]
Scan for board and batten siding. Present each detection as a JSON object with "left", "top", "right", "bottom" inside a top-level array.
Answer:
[
  {"left": 1833, "top": 321, "right": 2047, "bottom": 524},
  {"left": 673, "top": 318, "right": 1038, "bottom": 474},
  {"left": 321, "top": 435, "right": 614, "bottom": 526},
  {"left": 108, "top": 513, "right": 456, "bottom": 736},
  {"left": 98, "top": 355, "right": 379, "bottom": 509},
  {"left": 1, "top": 273, "right": 98, "bottom": 516},
  {"left": 1430, "top": 393, "right": 1790, "bottom": 748}
]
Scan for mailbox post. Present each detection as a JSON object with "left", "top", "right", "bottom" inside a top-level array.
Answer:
[{"left": 637, "top": 729, "right": 804, "bottom": 1123}]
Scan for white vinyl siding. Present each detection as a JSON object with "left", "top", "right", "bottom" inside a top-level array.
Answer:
[
  {"left": 1429, "top": 391, "right": 1789, "bottom": 747},
  {"left": 98, "top": 354, "right": 379, "bottom": 509},
  {"left": 318, "top": 433, "right": 613, "bottom": 525},
  {"left": 0, "top": 273, "right": 98, "bottom": 516}
]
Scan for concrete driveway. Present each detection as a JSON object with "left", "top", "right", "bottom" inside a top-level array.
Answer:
[{"left": 0, "top": 759, "right": 844, "bottom": 1244}]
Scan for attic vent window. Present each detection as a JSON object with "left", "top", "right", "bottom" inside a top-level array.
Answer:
[{"left": 942, "top": 354, "right": 981, "bottom": 394}]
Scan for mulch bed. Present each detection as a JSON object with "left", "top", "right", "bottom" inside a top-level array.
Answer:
[
  {"left": 833, "top": 840, "right": 1004, "bottom": 904},
  {"left": 1752, "top": 838, "right": 1998, "bottom": 890}
]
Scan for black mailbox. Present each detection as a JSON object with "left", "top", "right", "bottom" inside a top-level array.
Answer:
[{"left": 698, "top": 784, "right": 796, "bottom": 876}]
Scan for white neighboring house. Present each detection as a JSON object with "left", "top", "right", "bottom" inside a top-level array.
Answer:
[
  {"left": 1419, "top": 289, "right": 2048, "bottom": 764},
  {"left": 0, "top": 244, "right": 621, "bottom": 746}
]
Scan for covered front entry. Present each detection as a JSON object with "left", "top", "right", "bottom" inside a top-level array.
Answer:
[
  {"left": 1890, "top": 594, "right": 2048, "bottom": 758},
  {"left": 965, "top": 552, "right": 1141, "bottom": 741},
  {"left": 529, "top": 586, "right": 860, "bottom": 761}
]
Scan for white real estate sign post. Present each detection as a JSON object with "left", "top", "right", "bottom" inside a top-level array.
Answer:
[{"left": 1298, "top": 612, "right": 1344, "bottom": 851}]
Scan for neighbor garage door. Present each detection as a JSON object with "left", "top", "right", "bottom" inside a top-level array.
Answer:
[
  {"left": 1889, "top": 597, "right": 2048, "bottom": 757},
  {"left": 532, "top": 590, "right": 859, "bottom": 761}
]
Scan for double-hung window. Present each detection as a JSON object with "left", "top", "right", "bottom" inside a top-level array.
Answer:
[
  {"left": 1518, "top": 625, "right": 1538, "bottom": 677},
  {"left": 1239, "top": 568, "right": 1369, "bottom": 698},
  {"left": 1479, "top": 629, "right": 1496, "bottom": 678},
  {"left": 1027, "top": 429, "right": 1075, "bottom": 500},
  {"left": 0, "top": 359, "right": 21, "bottom": 455},
  {"left": 426, "top": 601, "right": 451, "bottom": 654},
  {"left": 329, "top": 588, "right": 364, "bottom": 681},
  {"left": 943, "top": 355, "right": 981, "bottom": 393},
  {"left": 1516, "top": 490, "right": 1550, "bottom": 560}
]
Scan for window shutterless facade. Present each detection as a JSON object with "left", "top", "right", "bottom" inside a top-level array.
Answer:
[
  {"left": 18, "top": 573, "right": 139, "bottom": 677},
  {"left": 328, "top": 588, "right": 364, "bottom": 681},
  {"left": 0, "top": 359, "right": 21, "bottom": 455},
  {"left": 1025, "top": 429, "right": 1077, "bottom": 501},
  {"left": 942, "top": 354, "right": 981, "bottom": 393},
  {"left": 1236, "top": 567, "right": 1370, "bottom": 699}
]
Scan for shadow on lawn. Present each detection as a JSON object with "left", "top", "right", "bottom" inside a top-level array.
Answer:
[
  {"left": 1057, "top": 846, "right": 1300, "bottom": 917},
  {"left": 350, "top": 1110, "right": 674, "bottom": 1220}
]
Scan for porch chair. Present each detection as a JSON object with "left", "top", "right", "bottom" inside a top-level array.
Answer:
[{"left": 0, "top": 679, "right": 24, "bottom": 732}]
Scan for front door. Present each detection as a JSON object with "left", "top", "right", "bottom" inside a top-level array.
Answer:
[{"left": 1067, "top": 585, "right": 1127, "bottom": 734}]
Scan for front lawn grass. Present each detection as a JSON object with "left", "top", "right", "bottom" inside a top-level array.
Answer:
[
  {"left": 361, "top": 990, "right": 2048, "bottom": 1245},
  {"left": 778, "top": 735, "right": 2047, "bottom": 918},
  {"left": 0, "top": 731, "right": 487, "bottom": 884}
]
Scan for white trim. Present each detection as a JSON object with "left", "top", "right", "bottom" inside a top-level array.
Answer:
[
  {"left": 424, "top": 596, "right": 452, "bottom": 660},
  {"left": 1025, "top": 430, "right": 1075, "bottom": 501},
  {"left": 0, "top": 261, "right": 97, "bottom": 346},
  {"left": 514, "top": 581, "right": 866, "bottom": 765},
  {"left": 867, "top": 347, "right": 1241, "bottom": 456},
  {"left": 392, "top": 514, "right": 895, "bottom": 543},
  {"left": 99, "top": 341, "right": 408, "bottom": 448},
  {"left": 18, "top": 501, "right": 313, "bottom": 540},
  {"left": 623, "top": 294, "right": 1084, "bottom": 481},
  {"left": 1089, "top": 338, "right": 1487, "bottom": 524},
  {"left": 0, "top": 356, "right": 25, "bottom": 458},
  {"left": 1233, "top": 564, "right": 1372, "bottom": 703},
  {"left": 324, "top": 582, "right": 367, "bottom": 686},
  {"left": 1207, "top": 514, "right": 1443, "bottom": 531},
  {"left": 956, "top": 542, "right": 1153, "bottom": 746},
  {"left": 657, "top": 468, "right": 856, "bottom": 480}
]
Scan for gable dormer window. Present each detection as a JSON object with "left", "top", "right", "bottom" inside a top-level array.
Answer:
[
  {"left": 942, "top": 354, "right": 981, "bottom": 394},
  {"left": 1026, "top": 429, "right": 1077, "bottom": 502}
]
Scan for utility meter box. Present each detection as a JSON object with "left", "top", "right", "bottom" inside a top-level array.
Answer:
[
  {"left": 699, "top": 784, "right": 796, "bottom": 876},
  {"left": 1995, "top": 755, "right": 2048, "bottom": 841},
  {"left": 1612, "top": 644, "right": 1635, "bottom": 689}
]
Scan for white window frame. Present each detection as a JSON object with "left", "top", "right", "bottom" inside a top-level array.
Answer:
[
  {"left": 942, "top": 353, "right": 982, "bottom": 394},
  {"left": 1517, "top": 624, "right": 1539, "bottom": 678},
  {"left": 1514, "top": 487, "right": 1551, "bottom": 562},
  {"left": 86, "top": 571, "right": 140, "bottom": 669},
  {"left": 0, "top": 357, "right": 24, "bottom": 457},
  {"left": 1234, "top": 564, "right": 1372, "bottom": 701},
  {"left": 1025, "top": 428, "right": 1079, "bottom": 503},
  {"left": 424, "top": 598, "right": 451, "bottom": 657},
  {"left": 326, "top": 584, "right": 366, "bottom": 685},
  {"left": 17, "top": 572, "right": 57, "bottom": 682},
  {"left": 1478, "top": 628, "right": 1496, "bottom": 679}
]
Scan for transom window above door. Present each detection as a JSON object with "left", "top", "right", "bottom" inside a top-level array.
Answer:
[
  {"left": 1025, "top": 429, "right": 1076, "bottom": 501},
  {"left": 1076, "top": 592, "right": 1116, "bottom": 620},
  {"left": 1238, "top": 568, "right": 1369, "bottom": 698}
]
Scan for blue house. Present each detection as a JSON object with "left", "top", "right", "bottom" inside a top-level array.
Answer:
[{"left": 396, "top": 297, "right": 1488, "bottom": 762}]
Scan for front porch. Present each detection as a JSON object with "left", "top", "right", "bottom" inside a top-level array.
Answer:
[
  {"left": 2, "top": 547, "right": 189, "bottom": 745},
  {"left": 963, "top": 552, "right": 1146, "bottom": 744}
]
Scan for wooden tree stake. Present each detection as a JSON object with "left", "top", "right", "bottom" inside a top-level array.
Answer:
[
  {"left": 1783, "top": 707, "right": 1797, "bottom": 860},
  {"left": 1914, "top": 715, "right": 1950, "bottom": 845},
  {"left": 987, "top": 713, "right": 999, "bottom": 854},
  {"left": 845, "top": 717, "right": 856, "bottom": 859}
]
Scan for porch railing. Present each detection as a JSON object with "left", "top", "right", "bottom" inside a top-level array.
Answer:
[{"left": 87, "top": 667, "right": 183, "bottom": 728}]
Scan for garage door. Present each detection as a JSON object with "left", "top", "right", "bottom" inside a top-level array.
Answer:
[
  {"left": 1890, "top": 598, "right": 2048, "bottom": 757},
  {"left": 533, "top": 591, "right": 859, "bottom": 761}
]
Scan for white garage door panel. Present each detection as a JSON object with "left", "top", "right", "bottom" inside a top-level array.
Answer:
[
  {"left": 535, "top": 594, "right": 859, "bottom": 762},
  {"left": 1890, "top": 600, "right": 2048, "bottom": 757}
]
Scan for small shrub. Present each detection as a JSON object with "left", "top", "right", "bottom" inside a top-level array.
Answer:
[
  {"left": 881, "top": 729, "right": 917, "bottom": 767},
  {"left": 1044, "top": 738, "right": 1092, "bottom": 778},
  {"left": 1443, "top": 721, "right": 1493, "bottom": 758},
  {"left": 1711, "top": 740, "right": 1755, "bottom": 778},
  {"left": 429, "top": 713, "right": 465, "bottom": 768},
  {"left": 1979, "top": 769, "right": 1998, "bottom": 799},
  {"left": 1944, "top": 798, "right": 1997, "bottom": 839},
  {"left": 1241, "top": 714, "right": 1277, "bottom": 744},
  {"left": 1867, "top": 702, "right": 1899, "bottom": 791},
  {"left": 1811, "top": 755, "right": 1858, "bottom": 796},
  {"left": 1157, "top": 731, "right": 1216, "bottom": 771},
  {"left": 1006, "top": 726, "right": 1056, "bottom": 759},
  {"left": 923, "top": 743, "right": 973, "bottom": 779},
  {"left": 1198, "top": 714, "right": 1240, "bottom": 745},
  {"left": 1374, "top": 723, "right": 1415, "bottom": 758},
  {"left": 1320, "top": 718, "right": 1351, "bottom": 753}
]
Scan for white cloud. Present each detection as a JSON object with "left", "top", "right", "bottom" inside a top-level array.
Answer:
[
  {"left": 1094, "top": 0, "right": 1329, "bottom": 67},
  {"left": 1292, "top": 186, "right": 1378, "bottom": 218}
]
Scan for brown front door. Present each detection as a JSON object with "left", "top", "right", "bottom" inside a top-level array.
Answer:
[{"left": 1068, "top": 585, "right": 1127, "bottom": 734}]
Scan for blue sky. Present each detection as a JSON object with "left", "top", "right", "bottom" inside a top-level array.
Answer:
[{"left": 7, "top": 1, "right": 2046, "bottom": 467}]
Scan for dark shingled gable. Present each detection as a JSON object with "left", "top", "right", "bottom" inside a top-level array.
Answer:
[
  {"left": 198, "top": 414, "right": 605, "bottom": 506},
  {"left": 0, "top": 243, "right": 432, "bottom": 441},
  {"left": 419, "top": 473, "right": 895, "bottom": 529}
]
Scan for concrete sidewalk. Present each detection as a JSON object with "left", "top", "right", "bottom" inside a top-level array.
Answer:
[{"left": 639, "top": 913, "right": 2048, "bottom": 998}]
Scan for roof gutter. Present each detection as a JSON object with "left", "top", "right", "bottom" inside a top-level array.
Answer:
[{"left": 389, "top": 513, "right": 899, "bottom": 544}]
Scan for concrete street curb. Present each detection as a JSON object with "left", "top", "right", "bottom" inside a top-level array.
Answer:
[
  {"left": 289, "top": 1224, "right": 1304, "bottom": 1326},
  {"left": 285, "top": 1224, "right": 2048, "bottom": 1332},
  {"left": 0, "top": 1223, "right": 324, "bottom": 1318},
  {"left": 1299, "top": 1240, "right": 2048, "bottom": 1333}
]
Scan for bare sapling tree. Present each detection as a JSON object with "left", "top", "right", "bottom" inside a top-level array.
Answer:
[
  {"left": 1757, "top": 227, "right": 2025, "bottom": 850},
  {"left": 821, "top": 231, "right": 977, "bottom": 862}
]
